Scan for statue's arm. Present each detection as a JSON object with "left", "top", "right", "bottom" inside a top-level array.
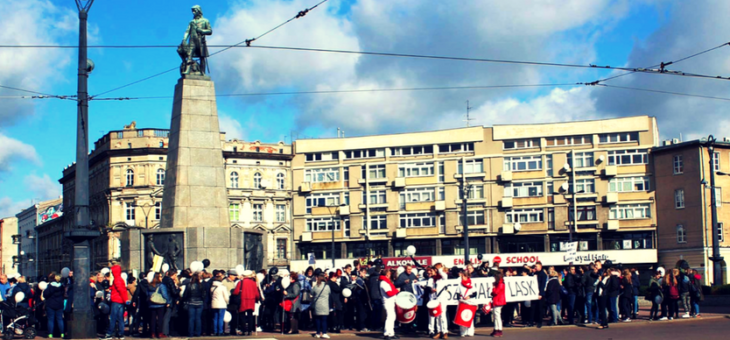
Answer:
[
  {"left": 200, "top": 20, "right": 212, "bottom": 36},
  {"left": 182, "top": 21, "right": 194, "bottom": 42}
]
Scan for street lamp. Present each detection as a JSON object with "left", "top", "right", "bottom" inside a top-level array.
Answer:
[
  {"left": 701, "top": 135, "right": 724, "bottom": 286},
  {"left": 461, "top": 181, "right": 476, "bottom": 266},
  {"left": 319, "top": 203, "right": 347, "bottom": 268}
]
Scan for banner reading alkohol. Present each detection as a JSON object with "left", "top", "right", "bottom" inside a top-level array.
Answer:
[{"left": 434, "top": 275, "right": 538, "bottom": 305}]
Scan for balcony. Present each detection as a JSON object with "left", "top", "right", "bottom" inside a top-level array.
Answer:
[
  {"left": 500, "top": 171, "right": 513, "bottom": 182},
  {"left": 393, "top": 177, "right": 406, "bottom": 189},
  {"left": 301, "top": 232, "right": 312, "bottom": 242},
  {"left": 299, "top": 183, "right": 312, "bottom": 193},
  {"left": 605, "top": 192, "right": 619, "bottom": 204},
  {"left": 603, "top": 166, "right": 617, "bottom": 177},
  {"left": 12, "top": 234, "right": 21, "bottom": 245},
  {"left": 501, "top": 223, "right": 514, "bottom": 234},
  {"left": 395, "top": 229, "right": 407, "bottom": 238},
  {"left": 358, "top": 177, "right": 388, "bottom": 184},
  {"left": 501, "top": 197, "right": 513, "bottom": 208},
  {"left": 434, "top": 200, "right": 446, "bottom": 211},
  {"left": 339, "top": 206, "right": 350, "bottom": 216},
  {"left": 606, "top": 220, "right": 619, "bottom": 230}
]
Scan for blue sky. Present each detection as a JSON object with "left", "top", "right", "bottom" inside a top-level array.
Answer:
[{"left": 2, "top": 0, "right": 730, "bottom": 217}]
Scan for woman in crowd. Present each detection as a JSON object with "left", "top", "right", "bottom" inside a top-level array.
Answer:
[
  {"left": 284, "top": 272, "right": 302, "bottom": 334},
  {"left": 299, "top": 267, "right": 315, "bottom": 329},
  {"left": 647, "top": 270, "right": 663, "bottom": 320},
  {"left": 43, "top": 274, "right": 65, "bottom": 339},
  {"left": 311, "top": 272, "right": 331, "bottom": 339},
  {"left": 327, "top": 271, "right": 343, "bottom": 333},
  {"left": 501, "top": 270, "right": 516, "bottom": 328},
  {"left": 148, "top": 273, "right": 171, "bottom": 338},
  {"left": 620, "top": 269, "right": 633, "bottom": 322},
  {"left": 545, "top": 270, "right": 564, "bottom": 326},
  {"left": 458, "top": 270, "right": 476, "bottom": 337},
  {"left": 688, "top": 269, "right": 703, "bottom": 317},
  {"left": 596, "top": 270, "right": 611, "bottom": 330},
  {"left": 181, "top": 272, "right": 207, "bottom": 337},
  {"left": 379, "top": 269, "right": 398, "bottom": 340},
  {"left": 233, "top": 270, "right": 261, "bottom": 336},
  {"left": 490, "top": 272, "right": 506, "bottom": 338},
  {"left": 210, "top": 274, "right": 230, "bottom": 336},
  {"left": 663, "top": 269, "right": 681, "bottom": 320}
]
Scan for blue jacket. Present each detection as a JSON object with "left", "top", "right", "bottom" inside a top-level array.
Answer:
[
  {"left": 148, "top": 283, "right": 170, "bottom": 308},
  {"left": 0, "top": 282, "right": 11, "bottom": 298},
  {"left": 43, "top": 282, "right": 65, "bottom": 310}
]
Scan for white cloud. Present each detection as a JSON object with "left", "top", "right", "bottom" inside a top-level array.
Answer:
[
  {"left": 23, "top": 173, "right": 61, "bottom": 201},
  {"left": 0, "top": 196, "right": 30, "bottom": 219},
  {"left": 0, "top": 133, "right": 39, "bottom": 172},
  {"left": 219, "top": 113, "right": 245, "bottom": 140},
  {"left": 0, "top": 0, "right": 77, "bottom": 126}
]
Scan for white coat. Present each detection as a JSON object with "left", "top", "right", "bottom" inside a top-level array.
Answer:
[{"left": 210, "top": 280, "right": 230, "bottom": 309}]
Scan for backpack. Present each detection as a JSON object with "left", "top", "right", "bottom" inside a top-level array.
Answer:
[{"left": 668, "top": 284, "right": 680, "bottom": 300}]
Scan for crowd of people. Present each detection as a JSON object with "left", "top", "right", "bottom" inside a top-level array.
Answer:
[{"left": 0, "top": 258, "right": 705, "bottom": 339}]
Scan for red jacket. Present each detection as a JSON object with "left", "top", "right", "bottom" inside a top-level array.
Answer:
[
  {"left": 233, "top": 278, "right": 260, "bottom": 312},
  {"left": 491, "top": 280, "right": 506, "bottom": 307},
  {"left": 109, "top": 265, "right": 128, "bottom": 304}
]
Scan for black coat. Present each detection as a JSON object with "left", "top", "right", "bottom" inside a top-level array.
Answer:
[
  {"left": 608, "top": 276, "right": 621, "bottom": 298},
  {"left": 545, "top": 278, "right": 562, "bottom": 305},
  {"left": 582, "top": 271, "right": 599, "bottom": 295},
  {"left": 328, "top": 281, "right": 343, "bottom": 310},
  {"left": 535, "top": 270, "right": 549, "bottom": 297},
  {"left": 368, "top": 268, "right": 381, "bottom": 301},
  {"left": 564, "top": 273, "right": 577, "bottom": 294},
  {"left": 621, "top": 277, "right": 633, "bottom": 298},
  {"left": 43, "top": 283, "right": 65, "bottom": 310}
]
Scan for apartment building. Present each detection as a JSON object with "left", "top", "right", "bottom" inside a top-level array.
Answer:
[
  {"left": 653, "top": 138, "right": 730, "bottom": 285},
  {"left": 290, "top": 116, "right": 659, "bottom": 271},
  {"left": 0, "top": 217, "right": 18, "bottom": 276},
  {"left": 14, "top": 197, "right": 62, "bottom": 280},
  {"left": 56, "top": 123, "right": 293, "bottom": 272}
]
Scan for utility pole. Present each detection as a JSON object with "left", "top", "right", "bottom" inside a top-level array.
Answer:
[
  {"left": 706, "top": 136, "right": 724, "bottom": 286},
  {"left": 64, "top": 1, "right": 100, "bottom": 339},
  {"left": 461, "top": 157, "right": 470, "bottom": 265}
]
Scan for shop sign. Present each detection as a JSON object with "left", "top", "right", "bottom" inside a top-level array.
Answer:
[{"left": 382, "top": 256, "right": 431, "bottom": 268}]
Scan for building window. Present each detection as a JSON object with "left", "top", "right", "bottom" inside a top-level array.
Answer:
[
  {"left": 442, "top": 238, "right": 486, "bottom": 256},
  {"left": 438, "top": 162, "right": 445, "bottom": 182},
  {"left": 460, "top": 210, "right": 485, "bottom": 225},
  {"left": 570, "top": 179, "right": 595, "bottom": 194},
  {"left": 713, "top": 152, "right": 720, "bottom": 171},
  {"left": 398, "top": 162, "right": 435, "bottom": 177},
  {"left": 715, "top": 187, "right": 722, "bottom": 207},
  {"left": 460, "top": 185, "right": 484, "bottom": 199},
  {"left": 439, "top": 143, "right": 473, "bottom": 153},
  {"left": 458, "top": 159, "right": 484, "bottom": 174},
  {"left": 609, "top": 204, "right": 651, "bottom": 219},
  {"left": 599, "top": 132, "right": 639, "bottom": 144},
  {"left": 607, "top": 149, "right": 649, "bottom": 166},
  {"left": 546, "top": 135, "right": 591, "bottom": 146},
  {"left": 362, "top": 164, "right": 386, "bottom": 179},
  {"left": 364, "top": 190, "right": 387, "bottom": 205},
  {"left": 305, "top": 152, "right": 339, "bottom": 162},
  {"left": 602, "top": 231, "right": 654, "bottom": 250},
  {"left": 254, "top": 172, "right": 262, "bottom": 189},
  {"left": 548, "top": 208, "right": 555, "bottom": 230},
  {"left": 253, "top": 204, "right": 263, "bottom": 222},
  {"left": 277, "top": 173, "right": 285, "bottom": 190},
  {"left": 503, "top": 139, "right": 538, "bottom": 150},
  {"left": 276, "top": 239, "right": 287, "bottom": 259},
  {"left": 391, "top": 145, "right": 433, "bottom": 156},
  {"left": 400, "top": 213, "right": 437, "bottom": 228},
  {"left": 568, "top": 152, "right": 594, "bottom": 168},
  {"left": 156, "top": 168, "right": 165, "bottom": 186},
  {"left": 504, "top": 156, "right": 542, "bottom": 171},
  {"left": 125, "top": 169, "right": 134, "bottom": 187},
  {"left": 155, "top": 202, "right": 161, "bottom": 220},
  {"left": 230, "top": 172, "right": 239, "bottom": 188},
  {"left": 677, "top": 225, "right": 687, "bottom": 244},
  {"left": 229, "top": 203, "right": 240, "bottom": 221},
  {"left": 546, "top": 154, "right": 553, "bottom": 176},
  {"left": 276, "top": 204, "right": 286, "bottom": 222},
  {"left": 718, "top": 223, "right": 725, "bottom": 242},
  {"left": 304, "top": 168, "right": 340, "bottom": 183},
  {"left": 394, "top": 240, "right": 436, "bottom": 257},
  {"left": 363, "top": 215, "right": 388, "bottom": 230},
  {"left": 505, "top": 208, "right": 544, "bottom": 223},
  {"left": 569, "top": 206, "right": 597, "bottom": 221},
  {"left": 504, "top": 181, "right": 543, "bottom": 198},
  {"left": 673, "top": 155, "right": 683, "bottom": 174},
  {"left": 675, "top": 189, "right": 685, "bottom": 209},
  {"left": 608, "top": 176, "right": 650, "bottom": 192},
  {"left": 345, "top": 148, "right": 386, "bottom": 159},
  {"left": 400, "top": 187, "right": 436, "bottom": 208},
  {"left": 125, "top": 203, "right": 135, "bottom": 222},
  {"left": 306, "top": 192, "right": 341, "bottom": 213},
  {"left": 305, "top": 217, "right": 341, "bottom": 232}
]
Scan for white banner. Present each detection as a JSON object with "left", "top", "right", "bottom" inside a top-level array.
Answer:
[
  {"left": 504, "top": 276, "right": 539, "bottom": 302},
  {"left": 432, "top": 249, "right": 657, "bottom": 268}
]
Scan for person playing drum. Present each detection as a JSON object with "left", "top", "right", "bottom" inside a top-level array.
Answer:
[
  {"left": 458, "top": 270, "right": 477, "bottom": 337},
  {"left": 379, "top": 269, "right": 398, "bottom": 340}
]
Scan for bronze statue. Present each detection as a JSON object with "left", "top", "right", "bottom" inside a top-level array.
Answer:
[
  {"left": 166, "top": 236, "right": 182, "bottom": 271},
  {"left": 178, "top": 5, "right": 212, "bottom": 76},
  {"left": 146, "top": 235, "right": 162, "bottom": 269}
]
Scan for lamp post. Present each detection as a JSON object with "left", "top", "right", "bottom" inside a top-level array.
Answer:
[
  {"left": 460, "top": 157, "right": 475, "bottom": 265},
  {"left": 703, "top": 135, "right": 724, "bottom": 286},
  {"left": 320, "top": 203, "right": 346, "bottom": 268}
]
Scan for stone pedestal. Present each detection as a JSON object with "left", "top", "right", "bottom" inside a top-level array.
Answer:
[{"left": 159, "top": 77, "right": 234, "bottom": 270}]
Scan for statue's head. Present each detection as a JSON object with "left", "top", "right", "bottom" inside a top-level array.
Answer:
[{"left": 192, "top": 5, "right": 203, "bottom": 17}]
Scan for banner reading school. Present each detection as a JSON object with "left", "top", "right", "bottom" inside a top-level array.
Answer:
[{"left": 436, "top": 276, "right": 538, "bottom": 305}]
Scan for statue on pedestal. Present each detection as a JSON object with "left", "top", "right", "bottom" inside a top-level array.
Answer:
[{"left": 178, "top": 5, "right": 212, "bottom": 76}]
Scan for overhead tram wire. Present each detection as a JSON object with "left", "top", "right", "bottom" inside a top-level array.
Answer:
[
  {"left": 597, "top": 84, "right": 730, "bottom": 102},
  {"left": 0, "top": 84, "right": 75, "bottom": 100},
  {"left": 90, "top": 0, "right": 329, "bottom": 98},
  {"left": 89, "top": 82, "right": 580, "bottom": 101},
  {"left": 591, "top": 41, "right": 730, "bottom": 84}
]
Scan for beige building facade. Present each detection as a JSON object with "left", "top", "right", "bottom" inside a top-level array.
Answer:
[
  {"left": 653, "top": 139, "right": 730, "bottom": 285},
  {"left": 0, "top": 217, "right": 18, "bottom": 276},
  {"left": 290, "top": 116, "right": 660, "bottom": 271},
  {"left": 55, "top": 123, "right": 293, "bottom": 273}
]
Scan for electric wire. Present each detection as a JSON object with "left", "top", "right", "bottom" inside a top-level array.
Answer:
[
  {"left": 598, "top": 84, "right": 730, "bottom": 102},
  {"left": 90, "top": 0, "right": 329, "bottom": 98}
]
